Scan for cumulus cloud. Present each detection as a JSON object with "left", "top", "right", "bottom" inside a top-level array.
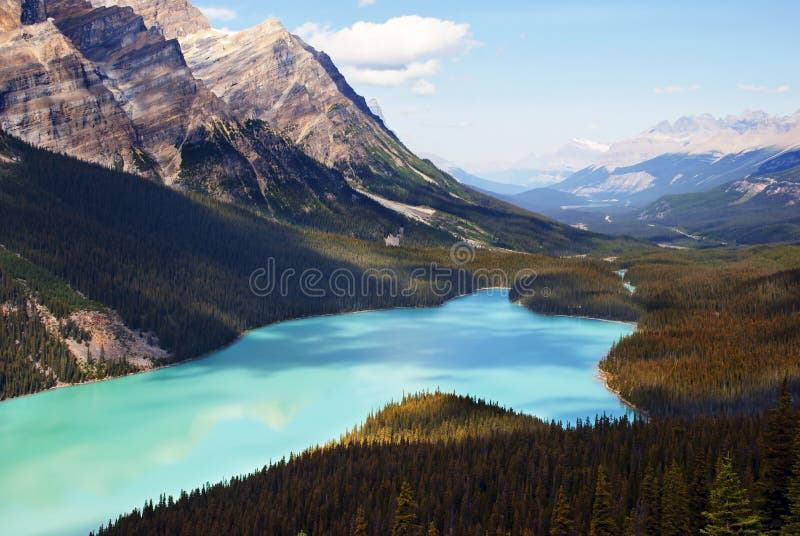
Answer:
[
  {"left": 411, "top": 80, "right": 437, "bottom": 96},
  {"left": 738, "top": 84, "right": 790, "bottom": 94},
  {"left": 197, "top": 6, "right": 237, "bottom": 22},
  {"left": 341, "top": 60, "right": 439, "bottom": 87},
  {"left": 653, "top": 85, "right": 700, "bottom": 95},
  {"left": 295, "top": 16, "right": 473, "bottom": 93},
  {"left": 358, "top": 0, "right": 376, "bottom": 6}
]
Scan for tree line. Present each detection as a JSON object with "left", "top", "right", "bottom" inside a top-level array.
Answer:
[
  {"left": 601, "top": 245, "right": 800, "bottom": 416},
  {"left": 95, "top": 390, "right": 800, "bottom": 535}
]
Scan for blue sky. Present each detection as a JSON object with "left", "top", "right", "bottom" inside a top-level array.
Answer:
[{"left": 195, "top": 1, "right": 799, "bottom": 170}]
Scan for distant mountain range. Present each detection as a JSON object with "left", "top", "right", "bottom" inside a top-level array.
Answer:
[
  {"left": 633, "top": 149, "right": 800, "bottom": 245},
  {"left": 553, "top": 111, "right": 800, "bottom": 204},
  {"left": 448, "top": 111, "right": 800, "bottom": 245}
]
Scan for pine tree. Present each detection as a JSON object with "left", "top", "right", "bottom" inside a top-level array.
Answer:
[
  {"left": 354, "top": 506, "right": 368, "bottom": 536},
  {"left": 781, "top": 426, "right": 800, "bottom": 535},
  {"left": 702, "top": 457, "right": 761, "bottom": 536},
  {"left": 639, "top": 467, "right": 660, "bottom": 534},
  {"left": 426, "top": 522, "right": 439, "bottom": 536},
  {"left": 392, "top": 481, "right": 421, "bottom": 536},
  {"left": 590, "top": 466, "right": 617, "bottom": 536},
  {"left": 550, "top": 487, "right": 575, "bottom": 536},
  {"left": 691, "top": 452, "right": 710, "bottom": 534},
  {"left": 761, "top": 381, "right": 796, "bottom": 534},
  {"left": 661, "top": 462, "right": 690, "bottom": 536}
]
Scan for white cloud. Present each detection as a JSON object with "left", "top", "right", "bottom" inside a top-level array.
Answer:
[
  {"left": 653, "top": 85, "right": 700, "bottom": 95},
  {"left": 295, "top": 16, "right": 473, "bottom": 94},
  {"left": 197, "top": 6, "right": 237, "bottom": 22},
  {"left": 411, "top": 80, "right": 437, "bottom": 96},
  {"left": 737, "top": 84, "right": 790, "bottom": 94},
  {"left": 357, "top": 0, "right": 376, "bottom": 6},
  {"left": 342, "top": 60, "right": 440, "bottom": 87},
  {"left": 296, "top": 17, "right": 472, "bottom": 66}
]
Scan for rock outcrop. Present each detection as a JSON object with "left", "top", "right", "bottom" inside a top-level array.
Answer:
[
  {"left": 0, "top": 18, "right": 140, "bottom": 170},
  {"left": 1, "top": 0, "right": 405, "bottom": 232},
  {"left": 45, "top": 0, "right": 225, "bottom": 178},
  {"left": 179, "top": 20, "right": 406, "bottom": 173},
  {"left": 0, "top": 0, "right": 21, "bottom": 31},
  {"left": 88, "top": 0, "right": 209, "bottom": 40}
]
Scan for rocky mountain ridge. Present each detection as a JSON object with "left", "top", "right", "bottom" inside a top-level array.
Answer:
[
  {"left": 0, "top": 0, "right": 614, "bottom": 253},
  {"left": 0, "top": 0, "right": 400, "bottom": 231}
]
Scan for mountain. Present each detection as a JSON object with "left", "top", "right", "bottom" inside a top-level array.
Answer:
[
  {"left": 554, "top": 111, "right": 800, "bottom": 207},
  {"left": 499, "top": 187, "right": 590, "bottom": 217},
  {"left": 0, "top": 4, "right": 141, "bottom": 171},
  {"left": 0, "top": 0, "right": 625, "bottom": 254},
  {"left": 514, "top": 138, "right": 611, "bottom": 173},
  {"left": 635, "top": 150, "right": 800, "bottom": 245},
  {"left": 0, "top": 0, "right": 444, "bottom": 242},
  {"left": 422, "top": 154, "right": 526, "bottom": 195},
  {"left": 472, "top": 138, "right": 611, "bottom": 189},
  {"left": 88, "top": 0, "right": 208, "bottom": 39}
]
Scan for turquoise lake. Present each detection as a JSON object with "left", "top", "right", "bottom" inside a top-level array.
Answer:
[{"left": 0, "top": 290, "right": 634, "bottom": 535}]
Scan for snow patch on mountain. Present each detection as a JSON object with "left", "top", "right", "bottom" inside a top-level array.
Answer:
[{"left": 571, "top": 172, "right": 656, "bottom": 197}]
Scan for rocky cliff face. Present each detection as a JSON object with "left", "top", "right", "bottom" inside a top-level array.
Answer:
[
  {"left": 180, "top": 20, "right": 393, "bottom": 167},
  {"left": 0, "top": 0, "right": 21, "bottom": 31},
  {"left": 87, "top": 0, "right": 209, "bottom": 39},
  {"left": 45, "top": 0, "right": 225, "bottom": 178},
  {"left": 0, "top": 18, "right": 140, "bottom": 170},
  {"left": 0, "top": 0, "right": 411, "bottom": 237},
  {"left": 178, "top": 18, "right": 464, "bottom": 204}
]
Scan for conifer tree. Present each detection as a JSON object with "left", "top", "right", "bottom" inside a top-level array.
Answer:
[
  {"left": 590, "top": 466, "right": 617, "bottom": 536},
  {"left": 761, "top": 381, "right": 796, "bottom": 534},
  {"left": 426, "top": 522, "right": 439, "bottom": 536},
  {"left": 392, "top": 481, "right": 421, "bottom": 536},
  {"left": 781, "top": 426, "right": 800, "bottom": 536},
  {"left": 550, "top": 487, "right": 575, "bottom": 536},
  {"left": 691, "top": 452, "right": 710, "bottom": 534},
  {"left": 354, "top": 506, "right": 368, "bottom": 536},
  {"left": 702, "top": 457, "right": 761, "bottom": 536},
  {"left": 661, "top": 462, "right": 690, "bottom": 536},
  {"left": 639, "top": 467, "right": 660, "bottom": 534}
]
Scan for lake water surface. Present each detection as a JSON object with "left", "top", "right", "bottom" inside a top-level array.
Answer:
[{"left": 0, "top": 290, "right": 633, "bottom": 535}]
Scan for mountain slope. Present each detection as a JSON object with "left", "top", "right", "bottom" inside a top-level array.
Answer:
[
  {"left": 0, "top": 1, "right": 452, "bottom": 243},
  {"left": 0, "top": 132, "right": 483, "bottom": 396},
  {"left": 636, "top": 150, "right": 800, "bottom": 245},
  {"left": 550, "top": 111, "right": 800, "bottom": 208},
  {"left": 0, "top": 14, "right": 142, "bottom": 170},
  {"left": 134, "top": 1, "right": 614, "bottom": 252}
]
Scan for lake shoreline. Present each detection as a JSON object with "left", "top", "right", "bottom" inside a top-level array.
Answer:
[
  {"left": 596, "top": 368, "right": 648, "bottom": 420},
  {"left": 4, "top": 287, "right": 639, "bottom": 408}
]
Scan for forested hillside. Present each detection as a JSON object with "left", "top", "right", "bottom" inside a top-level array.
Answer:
[
  {"left": 602, "top": 245, "right": 800, "bottom": 416},
  {"left": 0, "top": 248, "right": 141, "bottom": 398},
  {"left": 0, "top": 133, "right": 636, "bottom": 398},
  {"left": 511, "top": 260, "right": 641, "bottom": 322},
  {"left": 96, "top": 391, "right": 800, "bottom": 535}
]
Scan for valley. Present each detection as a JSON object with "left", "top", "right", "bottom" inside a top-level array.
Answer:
[{"left": 0, "top": 0, "right": 799, "bottom": 535}]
